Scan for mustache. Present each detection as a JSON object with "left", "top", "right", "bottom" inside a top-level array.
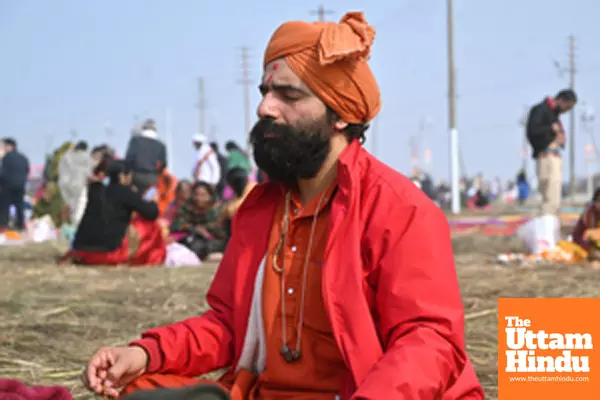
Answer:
[
  {"left": 250, "top": 118, "right": 328, "bottom": 143},
  {"left": 250, "top": 118, "right": 285, "bottom": 141}
]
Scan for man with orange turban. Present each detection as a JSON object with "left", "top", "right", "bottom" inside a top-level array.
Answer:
[{"left": 83, "top": 12, "right": 484, "bottom": 400}]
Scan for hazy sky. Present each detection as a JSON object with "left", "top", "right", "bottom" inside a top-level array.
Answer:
[{"left": 1, "top": 0, "right": 599, "bottom": 182}]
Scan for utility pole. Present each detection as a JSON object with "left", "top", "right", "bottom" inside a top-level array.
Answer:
[
  {"left": 581, "top": 105, "right": 596, "bottom": 198},
  {"left": 554, "top": 35, "right": 577, "bottom": 198},
  {"left": 519, "top": 106, "right": 530, "bottom": 171},
  {"left": 237, "top": 46, "right": 252, "bottom": 149},
  {"left": 310, "top": 5, "right": 334, "bottom": 22},
  {"left": 197, "top": 77, "right": 206, "bottom": 136},
  {"left": 568, "top": 35, "right": 576, "bottom": 198},
  {"left": 447, "top": 0, "right": 460, "bottom": 214}
]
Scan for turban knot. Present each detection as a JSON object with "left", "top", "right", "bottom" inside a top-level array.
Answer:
[{"left": 264, "top": 12, "right": 381, "bottom": 124}]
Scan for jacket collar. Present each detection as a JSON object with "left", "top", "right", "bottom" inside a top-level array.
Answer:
[{"left": 546, "top": 97, "right": 560, "bottom": 114}]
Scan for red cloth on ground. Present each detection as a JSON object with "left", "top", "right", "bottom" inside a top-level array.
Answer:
[
  {"left": 66, "top": 216, "right": 166, "bottom": 266},
  {"left": 0, "top": 379, "right": 72, "bottom": 400},
  {"left": 129, "top": 216, "right": 167, "bottom": 265}
]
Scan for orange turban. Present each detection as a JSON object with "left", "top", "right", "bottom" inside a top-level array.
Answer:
[{"left": 264, "top": 12, "right": 381, "bottom": 124}]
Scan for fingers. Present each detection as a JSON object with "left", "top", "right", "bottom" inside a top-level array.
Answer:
[
  {"left": 104, "top": 386, "right": 121, "bottom": 398},
  {"left": 85, "top": 348, "right": 114, "bottom": 394},
  {"left": 106, "top": 357, "right": 128, "bottom": 386},
  {"left": 81, "top": 367, "right": 91, "bottom": 389}
]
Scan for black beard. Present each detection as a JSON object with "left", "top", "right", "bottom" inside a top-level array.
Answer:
[{"left": 249, "top": 118, "right": 331, "bottom": 186}]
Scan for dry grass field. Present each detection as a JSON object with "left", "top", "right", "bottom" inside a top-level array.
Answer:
[{"left": 1, "top": 234, "right": 598, "bottom": 399}]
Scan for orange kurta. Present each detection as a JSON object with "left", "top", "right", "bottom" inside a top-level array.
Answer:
[
  {"left": 122, "top": 183, "right": 345, "bottom": 399},
  {"left": 257, "top": 182, "right": 346, "bottom": 398}
]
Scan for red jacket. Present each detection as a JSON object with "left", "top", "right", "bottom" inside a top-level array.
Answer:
[{"left": 132, "top": 140, "right": 484, "bottom": 399}]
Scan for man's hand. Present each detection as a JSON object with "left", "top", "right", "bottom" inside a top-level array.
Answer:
[
  {"left": 556, "top": 131, "right": 566, "bottom": 146},
  {"left": 551, "top": 123, "right": 566, "bottom": 146},
  {"left": 552, "top": 122, "right": 562, "bottom": 133},
  {"left": 83, "top": 346, "right": 148, "bottom": 397}
]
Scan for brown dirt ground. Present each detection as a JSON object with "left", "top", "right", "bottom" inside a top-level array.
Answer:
[{"left": 1, "top": 235, "right": 598, "bottom": 400}]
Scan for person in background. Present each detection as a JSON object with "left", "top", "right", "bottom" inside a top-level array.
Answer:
[
  {"left": 92, "top": 145, "right": 113, "bottom": 167},
  {"left": 209, "top": 142, "right": 228, "bottom": 199},
  {"left": 58, "top": 141, "right": 94, "bottom": 228},
  {"left": 0, "top": 138, "right": 30, "bottom": 231},
  {"left": 32, "top": 182, "right": 65, "bottom": 227},
  {"left": 489, "top": 177, "right": 501, "bottom": 201},
  {"left": 154, "top": 169, "right": 177, "bottom": 217},
  {"left": 68, "top": 159, "right": 162, "bottom": 265},
  {"left": 526, "top": 89, "right": 577, "bottom": 216},
  {"left": 224, "top": 141, "right": 252, "bottom": 174},
  {"left": 222, "top": 141, "right": 253, "bottom": 201},
  {"left": 220, "top": 167, "right": 256, "bottom": 242},
  {"left": 163, "top": 180, "right": 192, "bottom": 225},
  {"left": 191, "top": 134, "right": 220, "bottom": 189},
  {"left": 516, "top": 169, "right": 529, "bottom": 205},
  {"left": 0, "top": 140, "right": 5, "bottom": 164},
  {"left": 572, "top": 188, "right": 600, "bottom": 252},
  {"left": 125, "top": 119, "right": 167, "bottom": 195},
  {"left": 43, "top": 142, "right": 72, "bottom": 185},
  {"left": 170, "top": 181, "right": 226, "bottom": 261}
]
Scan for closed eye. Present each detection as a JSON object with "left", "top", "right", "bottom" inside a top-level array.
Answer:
[{"left": 258, "top": 83, "right": 308, "bottom": 101}]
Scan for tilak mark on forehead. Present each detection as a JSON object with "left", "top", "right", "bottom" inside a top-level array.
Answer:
[{"left": 265, "top": 62, "right": 279, "bottom": 84}]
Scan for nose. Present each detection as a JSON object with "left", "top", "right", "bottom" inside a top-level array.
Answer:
[{"left": 257, "top": 93, "right": 281, "bottom": 120}]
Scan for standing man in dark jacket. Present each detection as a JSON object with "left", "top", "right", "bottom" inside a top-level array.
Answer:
[
  {"left": 125, "top": 119, "right": 167, "bottom": 195},
  {"left": 0, "top": 138, "right": 30, "bottom": 230},
  {"left": 526, "top": 89, "right": 577, "bottom": 216}
]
